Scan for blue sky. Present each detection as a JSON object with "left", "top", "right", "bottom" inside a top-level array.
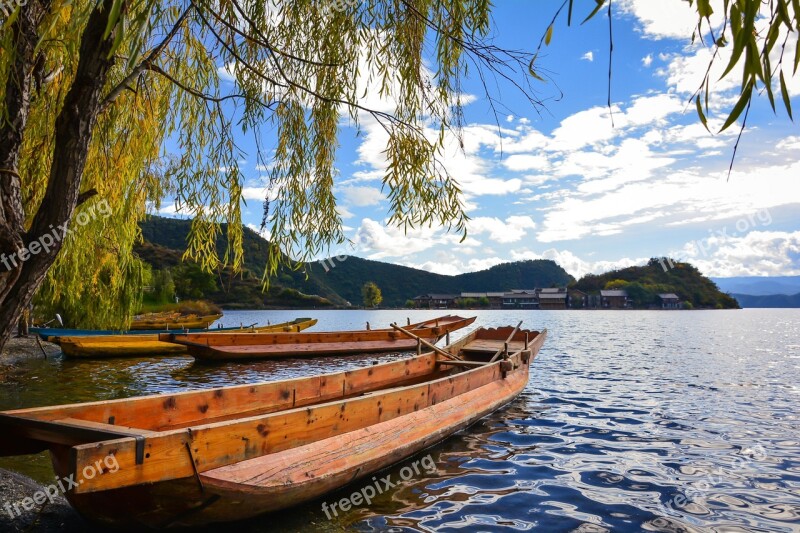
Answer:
[{"left": 162, "top": 0, "right": 800, "bottom": 279}]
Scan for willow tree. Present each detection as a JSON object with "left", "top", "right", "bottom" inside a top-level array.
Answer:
[
  {"left": 0, "top": 0, "right": 541, "bottom": 350},
  {"left": 1, "top": 0, "right": 798, "bottom": 352}
]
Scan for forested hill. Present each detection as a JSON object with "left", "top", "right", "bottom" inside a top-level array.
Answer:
[
  {"left": 572, "top": 259, "right": 740, "bottom": 309},
  {"left": 310, "top": 256, "right": 575, "bottom": 306},
  {"left": 138, "top": 216, "right": 574, "bottom": 308}
]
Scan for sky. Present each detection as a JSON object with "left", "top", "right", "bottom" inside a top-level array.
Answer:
[{"left": 163, "top": 0, "right": 800, "bottom": 280}]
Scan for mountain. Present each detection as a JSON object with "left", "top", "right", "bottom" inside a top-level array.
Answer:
[
  {"left": 572, "top": 258, "right": 739, "bottom": 309},
  {"left": 711, "top": 276, "right": 800, "bottom": 296},
  {"left": 138, "top": 217, "right": 346, "bottom": 308},
  {"left": 308, "top": 256, "right": 575, "bottom": 306},
  {"left": 138, "top": 216, "right": 574, "bottom": 308},
  {"left": 732, "top": 293, "right": 800, "bottom": 308}
]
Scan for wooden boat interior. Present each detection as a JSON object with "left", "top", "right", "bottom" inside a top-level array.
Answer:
[{"left": 2, "top": 327, "right": 537, "bottom": 437}]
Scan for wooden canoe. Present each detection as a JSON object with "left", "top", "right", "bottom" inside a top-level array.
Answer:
[
  {"left": 129, "top": 313, "right": 223, "bottom": 330},
  {"left": 32, "top": 322, "right": 250, "bottom": 342},
  {"left": 0, "top": 325, "right": 546, "bottom": 528},
  {"left": 56, "top": 318, "right": 319, "bottom": 359},
  {"left": 160, "top": 315, "right": 476, "bottom": 361}
]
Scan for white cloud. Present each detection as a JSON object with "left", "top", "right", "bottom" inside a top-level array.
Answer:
[
  {"left": 246, "top": 223, "right": 271, "bottom": 240},
  {"left": 581, "top": 51, "right": 594, "bottom": 62},
  {"left": 536, "top": 160, "right": 800, "bottom": 243},
  {"left": 503, "top": 154, "right": 550, "bottom": 172},
  {"left": 341, "top": 186, "right": 383, "bottom": 207},
  {"left": 619, "top": 0, "right": 718, "bottom": 41},
  {"left": 510, "top": 248, "right": 647, "bottom": 279},
  {"left": 679, "top": 230, "right": 800, "bottom": 277},
  {"left": 642, "top": 54, "right": 653, "bottom": 67},
  {"left": 469, "top": 216, "right": 537, "bottom": 244},
  {"left": 405, "top": 255, "right": 506, "bottom": 276},
  {"left": 353, "top": 218, "right": 480, "bottom": 260}
]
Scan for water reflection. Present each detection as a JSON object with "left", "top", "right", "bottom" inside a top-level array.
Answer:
[{"left": 1, "top": 309, "right": 799, "bottom": 532}]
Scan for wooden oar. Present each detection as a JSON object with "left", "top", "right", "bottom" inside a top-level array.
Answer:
[
  {"left": 390, "top": 323, "right": 461, "bottom": 361},
  {"left": 489, "top": 321, "right": 523, "bottom": 363}
]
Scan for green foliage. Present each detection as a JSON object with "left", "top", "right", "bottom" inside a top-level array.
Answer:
[
  {"left": 361, "top": 282, "right": 383, "bottom": 308},
  {"left": 4, "top": 0, "right": 536, "bottom": 328},
  {"left": 150, "top": 269, "right": 176, "bottom": 304},
  {"left": 136, "top": 217, "right": 335, "bottom": 309},
  {"left": 404, "top": 299, "right": 416, "bottom": 309},
  {"left": 573, "top": 258, "right": 740, "bottom": 309},
  {"left": 457, "top": 297, "right": 478, "bottom": 308}
]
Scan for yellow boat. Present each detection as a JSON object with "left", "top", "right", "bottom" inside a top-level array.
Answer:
[
  {"left": 128, "top": 313, "right": 224, "bottom": 330},
  {"left": 57, "top": 318, "right": 318, "bottom": 358}
]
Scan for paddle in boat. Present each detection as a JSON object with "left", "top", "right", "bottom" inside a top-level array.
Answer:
[
  {"left": 160, "top": 315, "right": 476, "bottom": 361},
  {"left": 0, "top": 323, "right": 546, "bottom": 528},
  {"left": 55, "top": 318, "right": 319, "bottom": 358}
]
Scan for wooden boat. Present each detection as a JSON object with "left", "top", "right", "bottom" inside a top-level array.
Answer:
[
  {"left": 56, "top": 318, "right": 319, "bottom": 359},
  {"left": 160, "top": 315, "right": 476, "bottom": 361},
  {"left": 33, "top": 322, "right": 237, "bottom": 342},
  {"left": 129, "top": 313, "right": 223, "bottom": 330},
  {"left": 0, "top": 325, "right": 546, "bottom": 528}
]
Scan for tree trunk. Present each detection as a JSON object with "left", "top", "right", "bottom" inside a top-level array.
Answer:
[{"left": 0, "top": 0, "right": 119, "bottom": 352}]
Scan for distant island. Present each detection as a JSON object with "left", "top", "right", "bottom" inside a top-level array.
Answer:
[{"left": 137, "top": 216, "right": 739, "bottom": 310}]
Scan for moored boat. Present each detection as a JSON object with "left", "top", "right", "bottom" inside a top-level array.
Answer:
[
  {"left": 56, "top": 318, "right": 319, "bottom": 358},
  {"left": 33, "top": 322, "right": 239, "bottom": 342},
  {"left": 0, "top": 325, "right": 546, "bottom": 528},
  {"left": 160, "top": 315, "right": 476, "bottom": 361}
]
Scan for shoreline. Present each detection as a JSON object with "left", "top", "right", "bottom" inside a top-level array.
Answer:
[{"left": 0, "top": 469, "right": 88, "bottom": 532}]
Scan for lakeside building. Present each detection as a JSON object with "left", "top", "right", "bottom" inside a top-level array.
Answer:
[
  {"left": 411, "top": 294, "right": 459, "bottom": 309},
  {"left": 411, "top": 288, "right": 683, "bottom": 310},
  {"left": 600, "top": 289, "right": 631, "bottom": 309},
  {"left": 569, "top": 289, "right": 588, "bottom": 308},
  {"left": 538, "top": 288, "right": 568, "bottom": 310},
  {"left": 502, "top": 290, "right": 539, "bottom": 309},
  {"left": 412, "top": 288, "right": 572, "bottom": 309},
  {"left": 658, "top": 293, "right": 682, "bottom": 309}
]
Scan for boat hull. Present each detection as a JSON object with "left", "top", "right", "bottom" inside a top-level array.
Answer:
[
  {"left": 0, "top": 326, "right": 545, "bottom": 529},
  {"left": 53, "top": 364, "right": 529, "bottom": 528},
  {"left": 56, "top": 319, "right": 318, "bottom": 359},
  {"left": 164, "top": 315, "right": 476, "bottom": 361}
]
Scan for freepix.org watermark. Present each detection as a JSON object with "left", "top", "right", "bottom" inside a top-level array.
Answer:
[
  {"left": 321, "top": 454, "right": 437, "bottom": 519},
  {"left": 0, "top": 199, "right": 112, "bottom": 272},
  {"left": 660, "top": 208, "right": 772, "bottom": 272},
  {"left": 2, "top": 454, "right": 119, "bottom": 519},
  {"left": 656, "top": 443, "right": 767, "bottom": 518}
]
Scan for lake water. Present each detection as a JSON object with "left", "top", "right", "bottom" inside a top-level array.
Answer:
[{"left": 1, "top": 309, "right": 798, "bottom": 532}]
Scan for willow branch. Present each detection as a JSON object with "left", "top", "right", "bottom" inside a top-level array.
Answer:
[{"left": 100, "top": 6, "right": 193, "bottom": 111}]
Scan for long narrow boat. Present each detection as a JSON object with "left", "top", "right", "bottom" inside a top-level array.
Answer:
[
  {"left": 129, "top": 313, "right": 224, "bottom": 330},
  {"left": 161, "top": 315, "right": 476, "bottom": 361},
  {"left": 56, "top": 318, "right": 319, "bottom": 358},
  {"left": 33, "top": 323, "right": 242, "bottom": 342},
  {"left": 0, "top": 325, "right": 546, "bottom": 528}
]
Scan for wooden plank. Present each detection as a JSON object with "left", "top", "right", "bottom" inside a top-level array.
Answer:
[
  {"left": 0, "top": 414, "right": 151, "bottom": 448},
  {"left": 0, "top": 354, "right": 437, "bottom": 432}
]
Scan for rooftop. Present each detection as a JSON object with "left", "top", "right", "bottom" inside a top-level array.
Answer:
[{"left": 601, "top": 290, "right": 629, "bottom": 297}]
